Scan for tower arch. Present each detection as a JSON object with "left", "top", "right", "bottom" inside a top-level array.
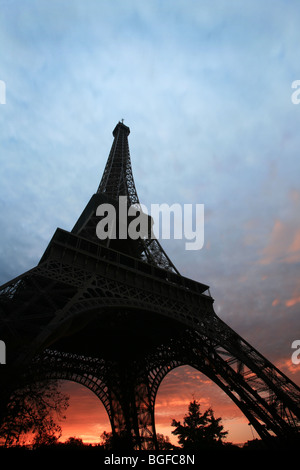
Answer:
[{"left": 0, "top": 121, "right": 299, "bottom": 450}]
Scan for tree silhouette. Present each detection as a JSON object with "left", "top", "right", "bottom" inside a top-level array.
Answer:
[
  {"left": 62, "top": 436, "right": 86, "bottom": 448},
  {"left": 0, "top": 380, "right": 69, "bottom": 448},
  {"left": 99, "top": 430, "right": 173, "bottom": 450},
  {"left": 99, "top": 430, "right": 114, "bottom": 449},
  {"left": 171, "top": 399, "right": 228, "bottom": 450},
  {"left": 154, "top": 433, "right": 173, "bottom": 450},
  {"left": 99, "top": 430, "right": 136, "bottom": 450}
]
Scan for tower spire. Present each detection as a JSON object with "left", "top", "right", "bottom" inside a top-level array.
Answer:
[
  {"left": 1, "top": 119, "right": 299, "bottom": 450},
  {"left": 97, "top": 121, "right": 139, "bottom": 206},
  {"left": 72, "top": 122, "right": 179, "bottom": 273}
]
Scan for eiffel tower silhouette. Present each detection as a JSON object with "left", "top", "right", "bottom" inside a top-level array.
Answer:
[{"left": 0, "top": 121, "right": 299, "bottom": 449}]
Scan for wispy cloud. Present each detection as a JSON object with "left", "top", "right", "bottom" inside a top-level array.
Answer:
[{"left": 1, "top": 0, "right": 300, "bottom": 444}]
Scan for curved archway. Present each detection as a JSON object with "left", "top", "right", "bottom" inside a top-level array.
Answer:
[
  {"left": 31, "top": 349, "right": 113, "bottom": 418},
  {"left": 154, "top": 365, "right": 259, "bottom": 447},
  {"left": 58, "top": 380, "right": 111, "bottom": 445},
  {"left": 29, "top": 317, "right": 298, "bottom": 448}
]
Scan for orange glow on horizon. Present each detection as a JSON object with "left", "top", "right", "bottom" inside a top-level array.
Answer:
[{"left": 58, "top": 366, "right": 262, "bottom": 447}]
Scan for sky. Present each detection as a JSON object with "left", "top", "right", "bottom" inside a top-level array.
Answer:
[{"left": 0, "top": 0, "right": 300, "bottom": 446}]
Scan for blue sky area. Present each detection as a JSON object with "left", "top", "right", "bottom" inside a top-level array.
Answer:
[{"left": 0, "top": 0, "right": 300, "bottom": 427}]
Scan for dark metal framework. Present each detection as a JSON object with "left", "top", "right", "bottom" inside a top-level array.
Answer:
[{"left": 0, "top": 121, "right": 299, "bottom": 449}]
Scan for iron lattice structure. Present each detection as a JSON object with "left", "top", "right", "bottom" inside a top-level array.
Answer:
[{"left": 0, "top": 121, "right": 299, "bottom": 449}]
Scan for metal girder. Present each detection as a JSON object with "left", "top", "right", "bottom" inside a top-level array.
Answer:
[
  {"left": 0, "top": 121, "right": 299, "bottom": 450},
  {"left": 1, "top": 233, "right": 299, "bottom": 446},
  {"left": 97, "top": 122, "right": 139, "bottom": 206}
]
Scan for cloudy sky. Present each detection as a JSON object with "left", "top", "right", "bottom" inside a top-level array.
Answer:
[{"left": 1, "top": 0, "right": 300, "bottom": 445}]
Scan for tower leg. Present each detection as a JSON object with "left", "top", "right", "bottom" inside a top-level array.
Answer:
[{"left": 108, "top": 364, "right": 158, "bottom": 450}]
